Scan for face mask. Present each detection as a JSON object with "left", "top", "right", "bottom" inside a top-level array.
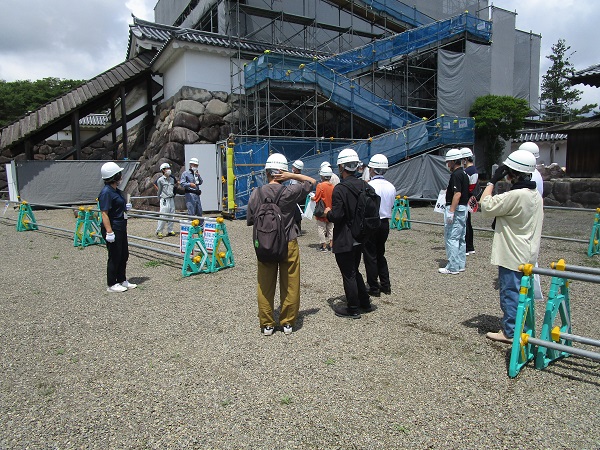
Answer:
[{"left": 165, "top": 170, "right": 171, "bottom": 176}]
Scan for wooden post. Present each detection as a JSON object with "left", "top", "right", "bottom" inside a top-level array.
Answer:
[
  {"left": 71, "top": 110, "right": 81, "bottom": 160},
  {"left": 120, "top": 86, "right": 128, "bottom": 159}
]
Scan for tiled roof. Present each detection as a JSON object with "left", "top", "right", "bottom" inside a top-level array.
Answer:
[
  {"left": 79, "top": 113, "right": 109, "bottom": 127},
  {"left": 570, "top": 63, "right": 600, "bottom": 87},
  {"left": 0, "top": 54, "right": 153, "bottom": 149},
  {"left": 130, "top": 16, "right": 330, "bottom": 61},
  {"left": 544, "top": 116, "right": 600, "bottom": 132},
  {"left": 514, "top": 130, "right": 567, "bottom": 142}
]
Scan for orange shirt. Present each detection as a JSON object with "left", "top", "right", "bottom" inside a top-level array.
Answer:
[{"left": 314, "top": 181, "right": 334, "bottom": 222}]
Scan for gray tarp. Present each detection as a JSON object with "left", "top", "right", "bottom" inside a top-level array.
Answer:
[
  {"left": 15, "top": 160, "right": 138, "bottom": 205},
  {"left": 383, "top": 153, "right": 449, "bottom": 199}
]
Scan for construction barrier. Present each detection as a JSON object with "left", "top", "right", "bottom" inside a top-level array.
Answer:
[
  {"left": 182, "top": 217, "right": 235, "bottom": 277},
  {"left": 73, "top": 206, "right": 104, "bottom": 248},
  {"left": 390, "top": 196, "right": 411, "bottom": 230},
  {"left": 587, "top": 208, "right": 600, "bottom": 256},
  {"left": 509, "top": 260, "right": 600, "bottom": 378},
  {"left": 16, "top": 201, "right": 38, "bottom": 231}
]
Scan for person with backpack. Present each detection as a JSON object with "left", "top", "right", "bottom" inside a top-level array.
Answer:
[
  {"left": 323, "top": 148, "right": 380, "bottom": 319},
  {"left": 363, "top": 154, "right": 396, "bottom": 297},
  {"left": 246, "top": 153, "right": 316, "bottom": 336},
  {"left": 154, "top": 162, "right": 177, "bottom": 238},
  {"left": 461, "top": 147, "right": 479, "bottom": 255},
  {"left": 439, "top": 148, "right": 470, "bottom": 275}
]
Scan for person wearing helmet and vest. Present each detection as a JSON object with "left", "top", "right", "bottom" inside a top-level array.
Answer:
[
  {"left": 320, "top": 161, "right": 340, "bottom": 186},
  {"left": 363, "top": 154, "right": 396, "bottom": 297},
  {"left": 323, "top": 148, "right": 374, "bottom": 319},
  {"left": 99, "top": 162, "right": 136, "bottom": 293},
  {"left": 154, "top": 162, "right": 177, "bottom": 238},
  {"left": 461, "top": 147, "right": 478, "bottom": 255},
  {"left": 480, "top": 150, "right": 543, "bottom": 344},
  {"left": 313, "top": 165, "right": 335, "bottom": 252},
  {"left": 290, "top": 159, "right": 305, "bottom": 234},
  {"left": 519, "top": 141, "right": 543, "bottom": 196},
  {"left": 247, "top": 153, "right": 316, "bottom": 336},
  {"left": 439, "top": 148, "right": 470, "bottom": 275},
  {"left": 180, "top": 157, "right": 203, "bottom": 218}
]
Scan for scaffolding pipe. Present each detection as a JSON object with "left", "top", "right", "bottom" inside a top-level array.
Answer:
[
  {"left": 522, "top": 335, "right": 600, "bottom": 362},
  {"left": 556, "top": 331, "right": 600, "bottom": 348},
  {"left": 519, "top": 265, "right": 600, "bottom": 284},
  {"left": 550, "top": 261, "right": 600, "bottom": 276}
]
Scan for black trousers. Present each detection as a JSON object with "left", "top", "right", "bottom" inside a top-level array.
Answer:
[
  {"left": 465, "top": 212, "right": 474, "bottom": 253},
  {"left": 102, "top": 228, "right": 129, "bottom": 287},
  {"left": 334, "top": 245, "right": 370, "bottom": 310},
  {"left": 363, "top": 218, "right": 391, "bottom": 293}
]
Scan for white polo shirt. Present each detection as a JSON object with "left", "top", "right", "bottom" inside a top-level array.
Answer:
[{"left": 369, "top": 175, "right": 396, "bottom": 219}]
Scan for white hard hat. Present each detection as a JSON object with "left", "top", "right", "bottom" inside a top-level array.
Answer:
[
  {"left": 460, "top": 147, "right": 473, "bottom": 158},
  {"left": 519, "top": 141, "right": 540, "bottom": 159},
  {"left": 504, "top": 150, "right": 537, "bottom": 174},
  {"left": 445, "top": 148, "right": 463, "bottom": 162},
  {"left": 189, "top": 157, "right": 199, "bottom": 165},
  {"left": 265, "top": 153, "right": 288, "bottom": 171},
  {"left": 292, "top": 160, "right": 304, "bottom": 170},
  {"left": 160, "top": 162, "right": 171, "bottom": 170},
  {"left": 101, "top": 161, "right": 124, "bottom": 180},
  {"left": 319, "top": 166, "right": 333, "bottom": 177},
  {"left": 320, "top": 161, "right": 332, "bottom": 168},
  {"left": 368, "top": 154, "right": 388, "bottom": 169},
  {"left": 337, "top": 148, "right": 360, "bottom": 166}
]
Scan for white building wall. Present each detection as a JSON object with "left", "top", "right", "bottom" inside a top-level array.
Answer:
[{"left": 163, "top": 51, "right": 231, "bottom": 99}]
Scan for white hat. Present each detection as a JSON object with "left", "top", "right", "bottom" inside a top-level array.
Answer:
[
  {"left": 292, "top": 160, "right": 304, "bottom": 170},
  {"left": 265, "top": 153, "right": 288, "bottom": 171},
  {"left": 189, "top": 157, "right": 199, "bottom": 165},
  {"left": 319, "top": 166, "right": 333, "bottom": 177},
  {"left": 460, "top": 147, "right": 473, "bottom": 158},
  {"left": 160, "top": 162, "right": 171, "bottom": 170},
  {"left": 337, "top": 148, "right": 360, "bottom": 166},
  {"left": 101, "top": 162, "right": 124, "bottom": 180},
  {"left": 519, "top": 141, "right": 540, "bottom": 159},
  {"left": 368, "top": 154, "right": 388, "bottom": 169},
  {"left": 504, "top": 150, "right": 537, "bottom": 174},
  {"left": 445, "top": 148, "right": 463, "bottom": 162},
  {"left": 320, "top": 161, "right": 331, "bottom": 169}
]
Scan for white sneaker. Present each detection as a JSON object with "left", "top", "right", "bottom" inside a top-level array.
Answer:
[
  {"left": 107, "top": 283, "right": 127, "bottom": 293},
  {"left": 283, "top": 324, "right": 293, "bottom": 335},
  {"left": 262, "top": 326, "right": 274, "bottom": 336},
  {"left": 458, "top": 268, "right": 466, "bottom": 272},
  {"left": 438, "top": 268, "right": 459, "bottom": 275},
  {"left": 121, "top": 280, "right": 137, "bottom": 289}
]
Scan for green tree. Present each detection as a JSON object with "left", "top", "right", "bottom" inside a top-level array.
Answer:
[
  {"left": 0, "top": 77, "right": 84, "bottom": 128},
  {"left": 470, "top": 95, "right": 530, "bottom": 175},
  {"left": 540, "top": 39, "right": 597, "bottom": 121}
]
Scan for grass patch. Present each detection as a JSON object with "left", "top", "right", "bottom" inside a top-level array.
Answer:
[
  {"left": 221, "top": 399, "right": 232, "bottom": 407},
  {"left": 55, "top": 348, "right": 65, "bottom": 356},
  {"left": 393, "top": 424, "right": 410, "bottom": 434},
  {"left": 280, "top": 395, "right": 292, "bottom": 405},
  {"left": 144, "top": 260, "right": 162, "bottom": 268},
  {"left": 36, "top": 382, "right": 55, "bottom": 397},
  {"left": 324, "top": 358, "right": 336, "bottom": 365}
]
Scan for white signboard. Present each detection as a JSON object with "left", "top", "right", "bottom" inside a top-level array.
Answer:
[{"left": 203, "top": 219, "right": 217, "bottom": 252}]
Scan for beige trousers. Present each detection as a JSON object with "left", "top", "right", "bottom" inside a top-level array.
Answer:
[{"left": 256, "top": 239, "right": 300, "bottom": 328}]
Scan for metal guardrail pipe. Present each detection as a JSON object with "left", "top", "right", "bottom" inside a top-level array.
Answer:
[
  {"left": 557, "top": 332, "right": 600, "bottom": 348},
  {"left": 128, "top": 241, "right": 183, "bottom": 259},
  {"left": 127, "top": 234, "right": 180, "bottom": 249},
  {"left": 520, "top": 265, "right": 600, "bottom": 284},
  {"left": 522, "top": 335, "right": 600, "bottom": 361},
  {"left": 550, "top": 260, "right": 600, "bottom": 276},
  {"left": 129, "top": 208, "right": 204, "bottom": 221},
  {"left": 127, "top": 213, "right": 184, "bottom": 224}
]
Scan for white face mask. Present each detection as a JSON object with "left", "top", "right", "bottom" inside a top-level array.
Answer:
[{"left": 165, "top": 169, "right": 171, "bottom": 176}]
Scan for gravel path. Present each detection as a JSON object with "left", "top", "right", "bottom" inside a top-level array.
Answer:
[{"left": 0, "top": 204, "right": 598, "bottom": 449}]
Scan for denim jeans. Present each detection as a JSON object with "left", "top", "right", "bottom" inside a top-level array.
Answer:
[
  {"left": 498, "top": 266, "right": 522, "bottom": 339},
  {"left": 443, "top": 205, "right": 467, "bottom": 272}
]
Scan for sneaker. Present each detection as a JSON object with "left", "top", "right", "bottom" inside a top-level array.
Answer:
[
  {"left": 262, "top": 326, "right": 275, "bottom": 336},
  {"left": 283, "top": 324, "right": 293, "bottom": 335},
  {"left": 334, "top": 306, "right": 361, "bottom": 319},
  {"left": 156, "top": 232, "right": 164, "bottom": 239},
  {"left": 486, "top": 330, "right": 513, "bottom": 344},
  {"left": 121, "top": 280, "right": 137, "bottom": 289},
  {"left": 458, "top": 268, "right": 466, "bottom": 272},
  {"left": 320, "top": 247, "right": 328, "bottom": 252},
  {"left": 468, "top": 250, "right": 476, "bottom": 255},
  {"left": 438, "top": 268, "right": 459, "bottom": 275},
  {"left": 167, "top": 231, "right": 176, "bottom": 236},
  {"left": 107, "top": 283, "right": 127, "bottom": 293}
]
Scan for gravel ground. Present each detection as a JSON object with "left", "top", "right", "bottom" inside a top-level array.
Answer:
[{"left": 0, "top": 203, "right": 599, "bottom": 449}]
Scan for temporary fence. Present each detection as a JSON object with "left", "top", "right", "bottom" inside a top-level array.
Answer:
[
  {"left": 4, "top": 200, "right": 235, "bottom": 278},
  {"left": 508, "top": 260, "right": 600, "bottom": 378}
]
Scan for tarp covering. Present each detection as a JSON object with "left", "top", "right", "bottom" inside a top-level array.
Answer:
[
  {"left": 384, "top": 153, "right": 448, "bottom": 199},
  {"left": 14, "top": 160, "right": 138, "bottom": 205}
]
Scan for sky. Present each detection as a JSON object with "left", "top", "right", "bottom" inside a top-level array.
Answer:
[{"left": 0, "top": 0, "right": 598, "bottom": 109}]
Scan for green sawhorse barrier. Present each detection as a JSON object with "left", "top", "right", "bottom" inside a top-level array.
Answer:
[
  {"left": 508, "top": 271, "right": 537, "bottom": 378},
  {"left": 74, "top": 206, "right": 104, "bottom": 248},
  {"left": 587, "top": 208, "right": 600, "bottom": 256},
  {"left": 182, "top": 217, "right": 235, "bottom": 277},
  {"left": 16, "top": 201, "right": 38, "bottom": 231},
  {"left": 390, "top": 196, "right": 411, "bottom": 230}
]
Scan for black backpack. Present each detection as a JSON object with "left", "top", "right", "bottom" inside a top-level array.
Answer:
[
  {"left": 344, "top": 181, "right": 381, "bottom": 243},
  {"left": 252, "top": 185, "right": 288, "bottom": 263}
]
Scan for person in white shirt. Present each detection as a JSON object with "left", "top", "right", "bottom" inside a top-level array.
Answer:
[
  {"left": 320, "top": 161, "right": 340, "bottom": 186},
  {"left": 363, "top": 154, "right": 396, "bottom": 296}
]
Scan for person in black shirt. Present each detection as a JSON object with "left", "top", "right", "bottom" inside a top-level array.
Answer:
[{"left": 439, "top": 149, "right": 470, "bottom": 275}]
